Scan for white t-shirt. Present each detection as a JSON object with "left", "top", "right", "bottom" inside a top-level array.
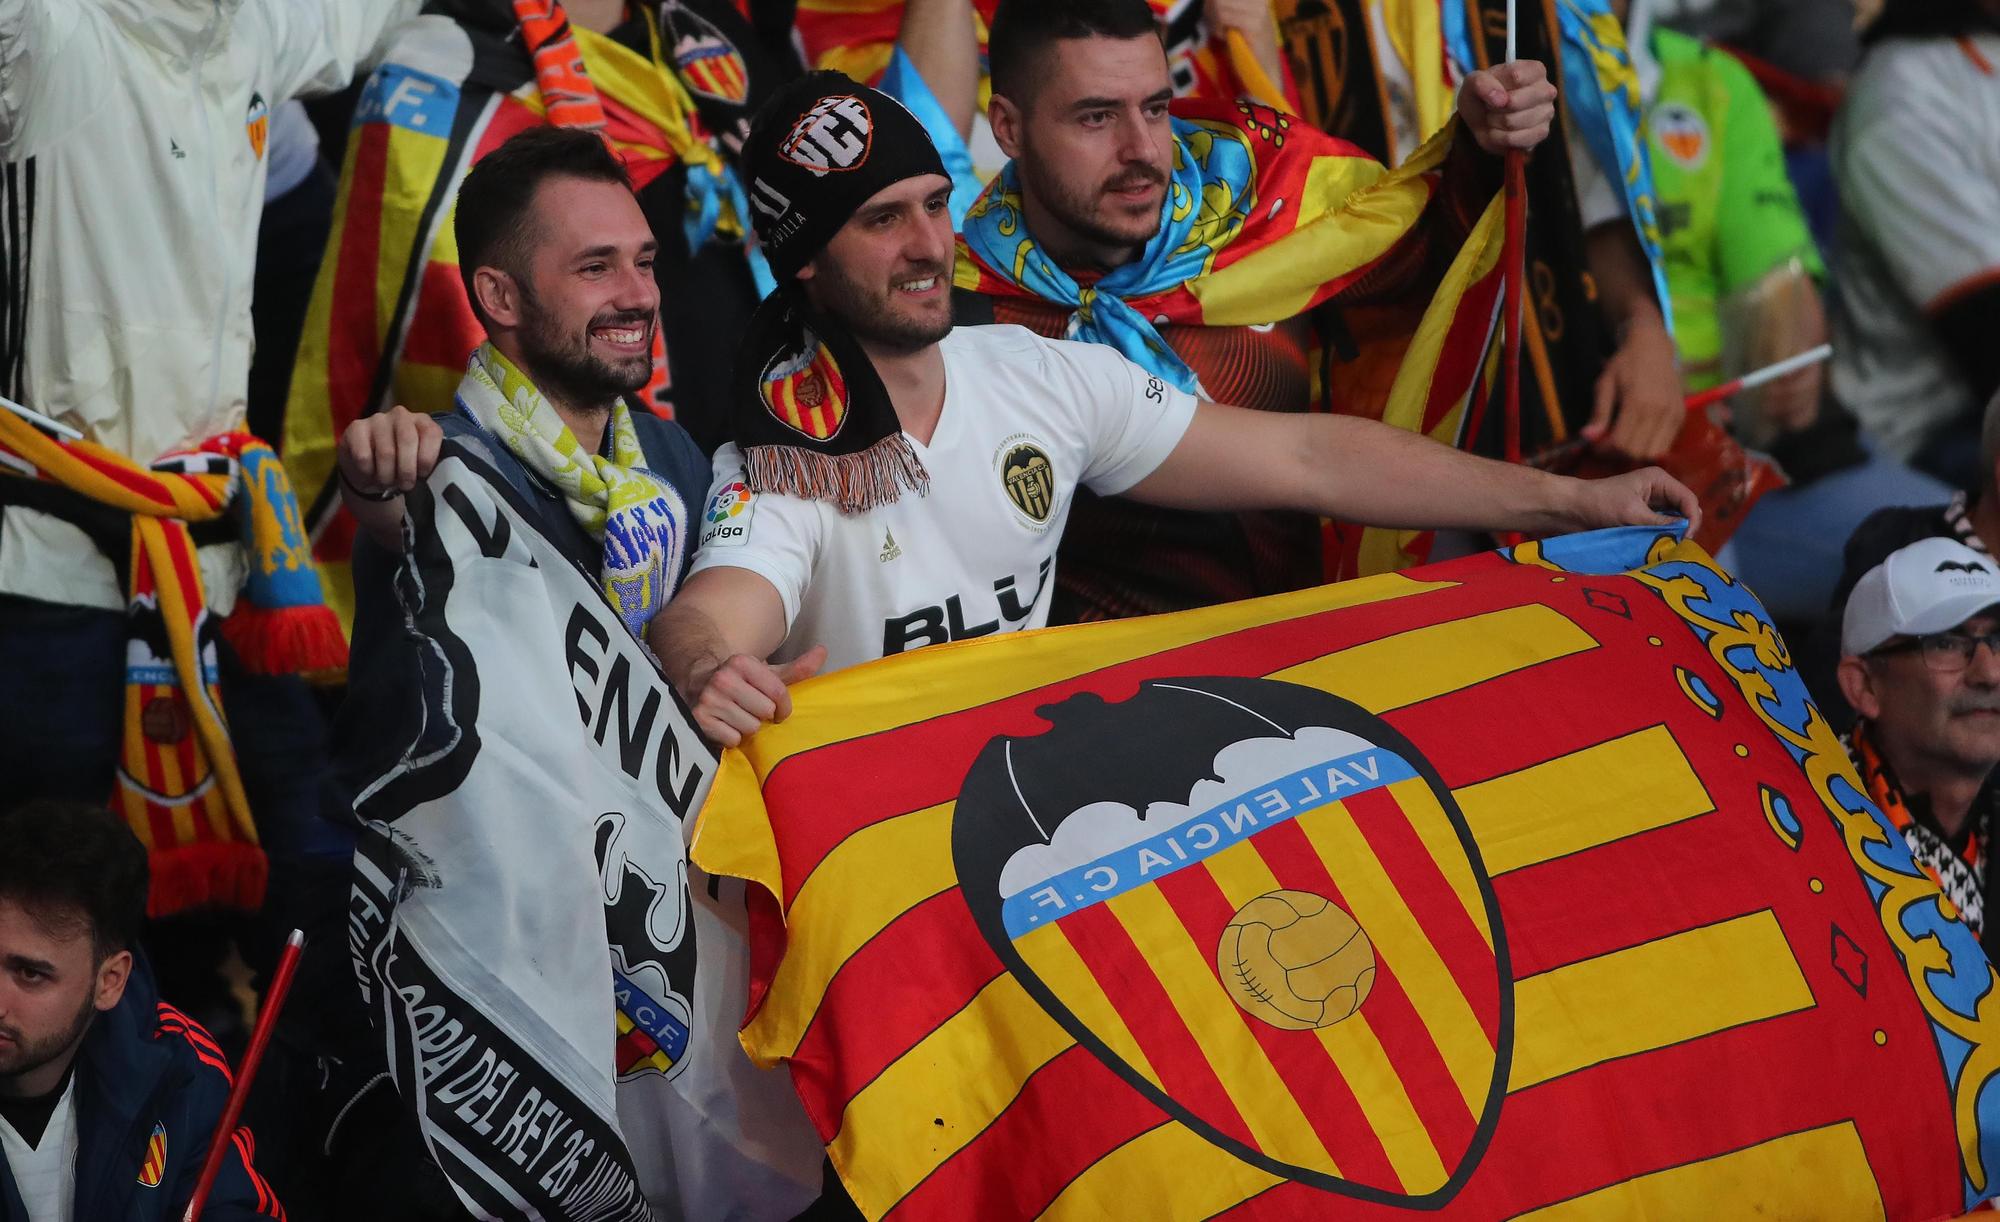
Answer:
[
  {"left": 1831, "top": 33, "right": 2000, "bottom": 460},
  {"left": 688, "top": 326, "right": 1198, "bottom": 673},
  {"left": 0, "top": 1080, "right": 79, "bottom": 1222}
]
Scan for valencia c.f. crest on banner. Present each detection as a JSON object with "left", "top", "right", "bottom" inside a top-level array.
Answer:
[{"left": 951, "top": 677, "right": 1505, "bottom": 1204}]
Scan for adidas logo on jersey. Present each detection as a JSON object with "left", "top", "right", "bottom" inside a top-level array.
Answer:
[{"left": 879, "top": 530, "right": 902, "bottom": 563}]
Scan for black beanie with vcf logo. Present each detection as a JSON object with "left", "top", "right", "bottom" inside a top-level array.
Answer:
[{"left": 741, "top": 70, "right": 948, "bottom": 283}]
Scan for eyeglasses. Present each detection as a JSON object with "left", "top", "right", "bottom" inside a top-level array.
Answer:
[{"left": 1871, "top": 630, "right": 2000, "bottom": 672}]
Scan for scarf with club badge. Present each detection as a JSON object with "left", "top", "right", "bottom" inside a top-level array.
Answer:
[
  {"left": 734, "top": 72, "right": 948, "bottom": 513},
  {"left": 458, "top": 342, "right": 688, "bottom": 637}
]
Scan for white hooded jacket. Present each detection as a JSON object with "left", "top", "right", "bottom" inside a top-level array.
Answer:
[{"left": 0, "top": 0, "right": 415, "bottom": 608}]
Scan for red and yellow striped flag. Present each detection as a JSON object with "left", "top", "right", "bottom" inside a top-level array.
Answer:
[
  {"left": 696, "top": 526, "right": 2000, "bottom": 1219},
  {"left": 793, "top": 0, "right": 1296, "bottom": 108}
]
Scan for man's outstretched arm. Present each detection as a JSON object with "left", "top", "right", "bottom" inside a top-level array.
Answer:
[
  {"left": 1125, "top": 399, "right": 1700, "bottom": 537},
  {"left": 649, "top": 567, "right": 824, "bottom": 747}
]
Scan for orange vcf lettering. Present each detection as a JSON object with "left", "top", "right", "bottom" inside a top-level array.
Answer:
[{"left": 779, "top": 96, "right": 874, "bottom": 175}]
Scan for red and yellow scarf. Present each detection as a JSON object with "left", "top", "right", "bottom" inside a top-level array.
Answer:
[{"left": 0, "top": 412, "right": 344, "bottom": 915}]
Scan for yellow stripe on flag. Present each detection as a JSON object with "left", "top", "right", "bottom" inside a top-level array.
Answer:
[
  {"left": 816, "top": 41, "right": 896, "bottom": 83},
  {"left": 1508, "top": 910, "right": 1814, "bottom": 1091},
  {"left": 1382, "top": 0, "right": 1452, "bottom": 149},
  {"left": 738, "top": 571, "right": 1456, "bottom": 766},
  {"left": 1391, "top": 778, "right": 1493, "bottom": 949},
  {"left": 379, "top": 125, "right": 455, "bottom": 360},
  {"left": 1294, "top": 790, "right": 1495, "bottom": 1113},
  {"left": 1454, "top": 725, "right": 1715, "bottom": 876},
  {"left": 741, "top": 803, "right": 956, "bottom": 1062},
  {"left": 799, "top": 0, "right": 899, "bottom": 20},
  {"left": 830, "top": 973, "right": 1073, "bottom": 1217},
  {"left": 393, "top": 362, "right": 470, "bottom": 423},
  {"left": 689, "top": 749, "right": 781, "bottom": 907},
  {"left": 1511, "top": 1122, "right": 1883, "bottom": 1221},
  {"left": 1105, "top": 883, "right": 1338, "bottom": 1176},
  {"left": 1270, "top": 604, "right": 1596, "bottom": 714},
  {"left": 1015, "top": 922, "right": 1163, "bottom": 1090},
  {"left": 1038, "top": 1121, "right": 1282, "bottom": 1222},
  {"left": 282, "top": 133, "right": 368, "bottom": 554},
  {"left": 1186, "top": 142, "right": 1410, "bottom": 325},
  {"left": 1201, "top": 836, "right": 1448, "bottom": 1193}
]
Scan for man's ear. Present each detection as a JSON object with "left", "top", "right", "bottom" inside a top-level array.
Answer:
[
  {"left": 989, "top": 92, "right": 1025, "bottom": 159},
  {"left": 1837, "top": 654, "right": 1883, "bottom": 723},
  {"left": 93, "top": 948, "right": 132, "bottom": 1014},
  {"left": 473, "top": 265, "right": 524, "bottom": 330}
]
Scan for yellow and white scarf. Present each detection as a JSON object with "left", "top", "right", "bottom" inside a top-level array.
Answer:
[{"left": 459, "top": 343, "right": 688, "bottom": 637}]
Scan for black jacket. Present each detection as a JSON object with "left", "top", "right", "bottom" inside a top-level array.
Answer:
[{"left": 0, "top": 958, "right": 281, "bottom": 1221}]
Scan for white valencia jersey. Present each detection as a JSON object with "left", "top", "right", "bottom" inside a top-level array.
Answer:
[
  {"left": 1831, "top": 32, "right": 2000, "bottom": 460},
  {"left": 689, "top": 325, "right": 1197, "bottom": 672}
]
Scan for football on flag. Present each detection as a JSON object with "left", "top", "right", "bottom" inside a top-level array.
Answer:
[
  {"left": 1219, "top": 889, "right": 1378, "bottom": 1030},
  {"left": 695, "top": 525, "right": 2000, "bottom": 1220}
]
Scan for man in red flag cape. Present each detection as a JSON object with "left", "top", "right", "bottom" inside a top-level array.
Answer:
[{"left": 952, "top": 0, "right": 1554, "bottom": 617}]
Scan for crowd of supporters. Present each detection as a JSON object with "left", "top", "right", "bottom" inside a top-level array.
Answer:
[{"left": 4, "top": 0, "right": 1999, "bottom": 1216}]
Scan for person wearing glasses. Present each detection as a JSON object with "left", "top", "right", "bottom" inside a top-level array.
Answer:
[{"left": 1838, "top": 536, "right": 2000, "bottom": 947}]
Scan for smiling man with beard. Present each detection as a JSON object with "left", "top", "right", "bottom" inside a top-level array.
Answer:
[
  {"left": 1839, "top": 537, "right": 2000, "bottom": 958},
  {"left": 306, "top": 128, "right": 715, "bottom": 1220},
  {"left": 337, "top": 125, "right": 710, "bottom": 625}
]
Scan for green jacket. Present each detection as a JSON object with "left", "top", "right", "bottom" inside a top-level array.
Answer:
[{"left": 1645, "top": 27, "right": 1824, "bottom": 388}]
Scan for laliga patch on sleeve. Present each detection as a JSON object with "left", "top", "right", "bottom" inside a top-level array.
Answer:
[{"left": 699, "top": 479, "right": 756, "bottom": 547}]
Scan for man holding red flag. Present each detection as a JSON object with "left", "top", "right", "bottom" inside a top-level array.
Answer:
[
  {"left": 951, "top": 0, "right": 1562, "bottom": 622},
  {"left": 644, "top": 69, "right": 1697, "bottom": 746}
]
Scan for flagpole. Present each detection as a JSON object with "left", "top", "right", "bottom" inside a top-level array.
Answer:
[
  {"left": 1681, "top": 342, "right": 1832, "bottom": 413},
  {"left": 1501, "top": 0, "right": 1527, "bottom": 467},
  {"left": 0, "top": 392, "right": 83, "bottom": 441},
  {"left": 181, "top": 929, "right": 305, "bottom": 1222},
  {"left": 1527, "top": 344, "right": 1837, "bottom": 468}
]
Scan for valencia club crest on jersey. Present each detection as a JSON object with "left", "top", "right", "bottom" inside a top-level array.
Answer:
[
  {"left": 1652, "top": 103, "right": 1709, "bottom": 171},
  {"left": 137, "top": 1122, "right": 168, "bottom": 1188},
  {"left": 245, "top": 92, "right": 269, "bottom": 161},
  {"left": 997, "top": 436, "right": 1055, "bottom": 525}
]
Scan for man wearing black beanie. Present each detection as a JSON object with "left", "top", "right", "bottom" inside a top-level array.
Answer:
[{"left": 648, "top": 72, "right": 1703, "bottom": 748}]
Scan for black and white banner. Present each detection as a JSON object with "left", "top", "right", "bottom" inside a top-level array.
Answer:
[{"left": 348, "top": 441, "right": 822, "bottom": 1221}]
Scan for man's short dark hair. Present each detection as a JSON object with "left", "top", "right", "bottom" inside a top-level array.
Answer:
[
  {"left": 0, "top": 801, "right": 148, "bottom": 960},
  {"left": 987, "top": 0, "right": 1163, "bottom": 104},
  {"left": 1864, "top": 0, "right": 2000, "bottom": 45},
  {"left": 452, "top": 126, "right": 635, "bottom": 327}
]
